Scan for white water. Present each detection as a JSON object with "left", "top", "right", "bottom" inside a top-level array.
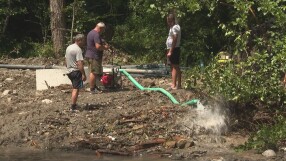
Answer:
[{"left": 181, "top": 101, "right": 228, "bottom": 136}]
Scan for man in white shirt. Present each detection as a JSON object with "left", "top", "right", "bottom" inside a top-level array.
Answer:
[{"left": 65, "top": 34, "right": 86, "bottom": 110}]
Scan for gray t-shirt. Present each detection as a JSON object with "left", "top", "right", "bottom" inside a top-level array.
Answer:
[
  {"left": 65, "top": 43, "right": 84, "bottom": 74},
  {"left": 85, "top": 29, "right": 104, "bottom": 60}
]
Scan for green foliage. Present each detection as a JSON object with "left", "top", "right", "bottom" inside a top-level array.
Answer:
[
  {"left": 0, "top": 37, "right": 53, "bottom": 58},
  {"left": 0, "top": 36, "right": 31, "bottom": 58},
  {"left": 113, "top": 0, "right": 223, "bottom": 65},
  {"left": 65, "top": 0, "right": 92, "bottom": 34},
  {"left": 112, "top": 9, "right": 166, "bottom": 64},
  {"left": 183, "top": 66, "right": 202, "bottom": 89},
  {"left": 196, "top": 0, "right": 286, "bottom": 109},
  {"left": 236, "top": 116, "right": 286, "bottom": 151},
  {"left": 26, "top": 42, "right": 54, "bottom": 58},
  {"left": 65, "top": 0, "right": 130, "bottom": 34},
  {"left": 0, "top": 0, "right": 27, "bottom": 32},
  {"left": 202, "top": 51, "right": 286, "bottom": 108}
]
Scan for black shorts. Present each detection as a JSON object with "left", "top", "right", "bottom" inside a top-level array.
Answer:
[
  {"left": 67, "top": 71, "right": 83, "bottom": 89},
  {"left": 168, "top": 47, "right": 180, "bottom": 65}
]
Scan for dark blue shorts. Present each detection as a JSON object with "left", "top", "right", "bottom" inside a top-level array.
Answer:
[
  {"left": 169, "top": 47, "right": 180, "bottom": 65},
  {"left": 67, "top": 71, "right": 83, "bottom": 89}
]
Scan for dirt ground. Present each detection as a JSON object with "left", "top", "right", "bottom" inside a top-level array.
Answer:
[{"left": 0, "top": 57, "right": 285, "bottom": 161}]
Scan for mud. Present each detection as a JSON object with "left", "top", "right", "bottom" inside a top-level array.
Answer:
[{"left": 0, "top": 57, "right": 285, "bottom": 161}]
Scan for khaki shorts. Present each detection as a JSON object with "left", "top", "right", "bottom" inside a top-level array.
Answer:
[{"left": 86, "top": 58, "right": 103, "bottom": 75}]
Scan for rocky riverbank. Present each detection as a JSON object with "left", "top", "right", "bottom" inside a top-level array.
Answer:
[{"left": 0, "top": 57, "right": 285, "bottom": 161}]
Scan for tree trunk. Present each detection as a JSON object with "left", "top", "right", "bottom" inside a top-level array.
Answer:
[
  {"left": 70, "top": 0, "right": 77, "bottom": 44},
  {"left": 50, "top": 0, "right": 65, "bottom": 58},
  {"left": 2, "top": 0, "right": 11, "bottom": 34}
]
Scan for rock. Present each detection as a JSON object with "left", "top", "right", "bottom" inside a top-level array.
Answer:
[
  {"left": 42, "top": 99, "right": 53, "bottom": 104},
  {"left": 262, "top": 149, "right": 276, "bottom": 157},
  {"left": 2, "top": 90, "right": 11, "bottom": 96},
  {"left": 116, "top": 106, "right": 122, "bottom": 109},
  {"left": 157, "top": 99, "right": 164, "bottom": 103},
  {"left": 184, "top": 141, "right": 195, "bottom": 148},
  {"left": 141, "top": 78, "right": 155, "bottom": 87},
  {"left": 158, "top": 80, "right": 166, "bottom": 85},
  {"left": 113, "top": 120, "right": 119, "bottom": 126},
  {"left": 123, "top": 57, "right": 128, "bottom": 63},
  {"left": 5, "top": 78, "right": 13, "bottom": 81},
  {"left": 132, "top": 124, "right": 144, "bottom": 130},
  {"left": 280, "top": 147, "right": 286, "bottom": 152},
  {"left": 211, "top": 157, "right": 225, "bottom": 161},
  {"left": 186, "top": 93, "right": 195, "bottom": 100},
  {"left": 107, "top": 144, "right": 113, "bottom": 149},
  {"left": 7, "top": 97, "right": 12, "bottom": 103},
  {"left": 165, "top": 141, "right": 176, "bottom": 148},
  {"left": 176, "top": 139, "right": 187, "bottom": 149},
  {"left": 107, "top": 136, "right": 116, "bottom": 141},
  {"left": 171, "top": 153, "right": 184, "bottom": 160},
  {"left": 12, "top": 90, "right": 17, "bottom": 95}
]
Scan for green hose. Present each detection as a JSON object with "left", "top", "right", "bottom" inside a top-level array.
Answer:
[{"left": 119, "top": 69, "right": 199, "bottom": 106}]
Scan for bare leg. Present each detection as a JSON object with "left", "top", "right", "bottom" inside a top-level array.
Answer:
[
  {"left": 71, "top": 88, "right": 79, "bottom": 105},
  {"left": 176, "top": 65, "right": 182, "bottom": 88},
  {"left": 171, "top": 64, "right": 177, "bottom": 88},
  {"left": 171, "top": 64, "right": 182, "bottom": 89},
  {"left": 89, "top": 72, "right": 96, "bottom": 89}
]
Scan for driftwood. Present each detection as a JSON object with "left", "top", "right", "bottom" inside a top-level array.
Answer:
[
  {"left": 118, "top": 119, "right": 144, "bottom": 125},
  {"left": 96, "top": 149, "right": 131, "bottom": 156},
  {"left": 117, "top": 125, "right": 145, "bottom": 135},
  {"left": 129, "top": 138, "right": 166, "bottom": 151},
  {"left": 44, "top": 80, "right": 50, "bottom": 89},
  {"left": 120, "top": 110, "right": 142, "bottom": 119}
]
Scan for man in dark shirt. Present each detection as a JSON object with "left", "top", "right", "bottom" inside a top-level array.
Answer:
[{"left": 85, "top": 22, "right": 110, "bottom": 94}]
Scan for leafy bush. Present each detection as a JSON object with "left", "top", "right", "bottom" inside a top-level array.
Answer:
[
  {"left": 236, "top": 116, "right": 286, "bottom": 151},
  {"left": 183, "top": 66, "right": 202, "bottom": 89},
  {"left": 26, "top": 42, "right": 54, "bottom": 58},
  {"left": 0, "top": 37, "right": 34, "bottom": 58},
  {"left": 201, "top": 51, "right": 286, "bottom": 109},
  {"left": 112, "top": 13, "right": 166, "bottom": 64}
]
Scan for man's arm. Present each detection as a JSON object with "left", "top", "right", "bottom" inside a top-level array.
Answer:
[
  {"left": 77, "top": 60, "right": 86, "bottom": 81},
  {"left": 169, "top": 34, "right": 178, "bottom": 54},
  {"left": 95, "top": 43, "right": 109, "bottom": 51},
  {"left": 167, "top": 34, "right": 178, "bottom": 57}
]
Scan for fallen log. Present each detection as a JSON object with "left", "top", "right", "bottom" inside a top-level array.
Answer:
[
  {"left": 119, "top": 110, "right": 142, "bottom": 119},
  {"left": 96, "top": 149, "right": 131, "bottom": 156},
  {"left": 118, "top": 119, "right": 144, "bottom": 125},
  {"left": 129, "top": 138, "right": 166, "bottom": 151}
]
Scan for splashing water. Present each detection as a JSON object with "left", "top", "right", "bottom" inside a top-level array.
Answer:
[{"left": 181, "top": 101, "right": 228, "bottom": 136}]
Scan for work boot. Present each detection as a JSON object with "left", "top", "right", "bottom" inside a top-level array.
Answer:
[
  {"left": 90, "top": 88, "right": 101, "bottom": 94},
  {"left": 71, "top": 104, "right": 78, "bottom": 111}
]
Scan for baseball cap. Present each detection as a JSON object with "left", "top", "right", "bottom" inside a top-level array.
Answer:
[{"left": 97, "top": 22, "right": 105, "bottom": 28}]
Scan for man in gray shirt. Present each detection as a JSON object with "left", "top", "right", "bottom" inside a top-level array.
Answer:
[{"left": 65, "top": 34, "right": 86, "bottom": 110}]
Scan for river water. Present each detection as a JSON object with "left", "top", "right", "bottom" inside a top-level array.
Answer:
[{"left": 0, "top": 148, "right": 169, "bottom": 161}]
